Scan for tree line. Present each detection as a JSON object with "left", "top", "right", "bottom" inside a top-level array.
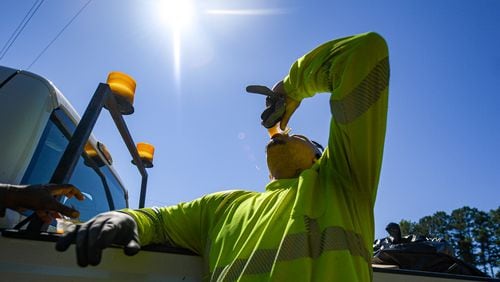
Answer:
[{"left": 398, "top": 206, "right": 499, "bottom": 278}]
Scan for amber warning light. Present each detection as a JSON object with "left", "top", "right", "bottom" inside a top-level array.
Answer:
[
  {"left": 106, "top": 71, "right": 137, "bottom": 115},
  {"left": 133, "top": 142, "right": 155, "bottom": 168}
]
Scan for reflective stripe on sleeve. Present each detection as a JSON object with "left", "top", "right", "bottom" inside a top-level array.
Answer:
[{"left": 331, "top": 56, "right": 390, "bottom": 124}]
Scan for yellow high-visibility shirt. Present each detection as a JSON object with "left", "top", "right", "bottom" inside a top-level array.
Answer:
[{"left": 123, "top": 32, "right": 389, "bottom": 281}]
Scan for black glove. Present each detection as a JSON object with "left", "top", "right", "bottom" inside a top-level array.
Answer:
[
  {"left": 55, "top": 211, "right": 140, "bottom": 267},
  {"left": 246, "top": 85, "right": 286, "bottom": 128}
]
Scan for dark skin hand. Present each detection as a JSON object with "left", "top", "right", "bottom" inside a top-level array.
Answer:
[{"left": 0, "top": 183, "right": 84, "bottom": 223}]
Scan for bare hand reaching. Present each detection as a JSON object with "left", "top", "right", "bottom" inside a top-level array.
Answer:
[{"left": 0, "top": 183, "right": 84, "bottom": 222}]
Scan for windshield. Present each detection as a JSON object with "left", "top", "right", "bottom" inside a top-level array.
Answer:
[{"left": 21, "top": 109, "right": 127, "bottom": 221}]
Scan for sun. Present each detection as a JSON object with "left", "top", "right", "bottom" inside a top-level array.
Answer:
[{"left": 157, "top": 0, "right": 195, "bottom": 31}]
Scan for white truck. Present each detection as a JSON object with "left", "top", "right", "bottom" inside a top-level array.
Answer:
[{"left": 0, "top": 65, "right": 494, "bottom": 281}]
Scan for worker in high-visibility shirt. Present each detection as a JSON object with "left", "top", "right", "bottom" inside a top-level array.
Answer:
[{"left": 57, "top": 31, "right": 390, "bottom": 281}]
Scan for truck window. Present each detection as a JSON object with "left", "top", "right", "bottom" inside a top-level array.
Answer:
[
  {"left": 100, "top": 166, "right": 128, "bottom": 210},
  {"left": 0, "top": 71, "right": 54, "bottom": 185},
  {"left": 21, "top": 109, "right": 127, "bottom": 221}
]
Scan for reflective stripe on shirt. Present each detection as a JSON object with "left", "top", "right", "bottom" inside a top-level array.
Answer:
[{"left": 210, "top": 217, "right": 370, "bottom": 281}]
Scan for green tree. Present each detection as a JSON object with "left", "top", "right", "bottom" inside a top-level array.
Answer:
[
  {"left": 397, "top": 206, "right": 499, "bottom": 276},
  {"left": 450, "top": 206, "right": 477, "bottom": 265},
  {"left": 416, "top": 211, "right": 450, "bottom": 240},
  {"left": 399, "top": 219, "right": 416, "bottom": 235},
  {"left": 472, "top": 210, "right": 494, "bottom": 276},
  {"left": 489, "top": 207, "right": 499, "bottom": 278}
]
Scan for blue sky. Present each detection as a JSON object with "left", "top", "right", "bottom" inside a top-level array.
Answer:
[{"left": 1, "top": 0, "right": 499, "bottom": 239}]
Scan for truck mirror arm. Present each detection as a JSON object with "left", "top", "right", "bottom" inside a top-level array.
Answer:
[{"left": 104, "top": 89, "right": 149, "bottom": 209}]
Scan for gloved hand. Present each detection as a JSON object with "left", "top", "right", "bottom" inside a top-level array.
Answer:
[
  {"left": 55, "top": 211, "right": 141, "bottom": 267},
  {"left": 246, "top": 85, "right": 286, "bottom": 128},
  {"left": 246, "top": 82, "right": 301, "bottom": 130}
]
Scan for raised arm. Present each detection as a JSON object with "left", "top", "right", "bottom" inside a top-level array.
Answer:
[{"left": 279, "top": 32, "right": 390, "bottom": 203}]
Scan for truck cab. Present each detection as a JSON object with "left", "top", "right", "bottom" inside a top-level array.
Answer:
[{"left": 0, "top": 66, "right": 127, "bottom": 229}]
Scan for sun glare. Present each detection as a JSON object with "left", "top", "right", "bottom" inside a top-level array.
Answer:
[
  {"left": 155, "top": 0, "right": 196, "bottom": 91},
  {"left": 205, "top": 8, "right": 289, "bottom": 16},
  {"left": 153, "top": 1, "right": 285, "bottom": 92}
]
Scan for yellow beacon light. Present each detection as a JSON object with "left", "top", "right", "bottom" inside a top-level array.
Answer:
[
  {"left": 106, "top": 71, "right": 136, "bottom": 115},
  {"left": 135, "top": 142, "right": 155, "bottom": 168},
  {"left": 84, "top": 143, "right": 98, "bottom": 158},
  {"left": 84, "top": 142, "right": 112, "bottom": 167}
]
